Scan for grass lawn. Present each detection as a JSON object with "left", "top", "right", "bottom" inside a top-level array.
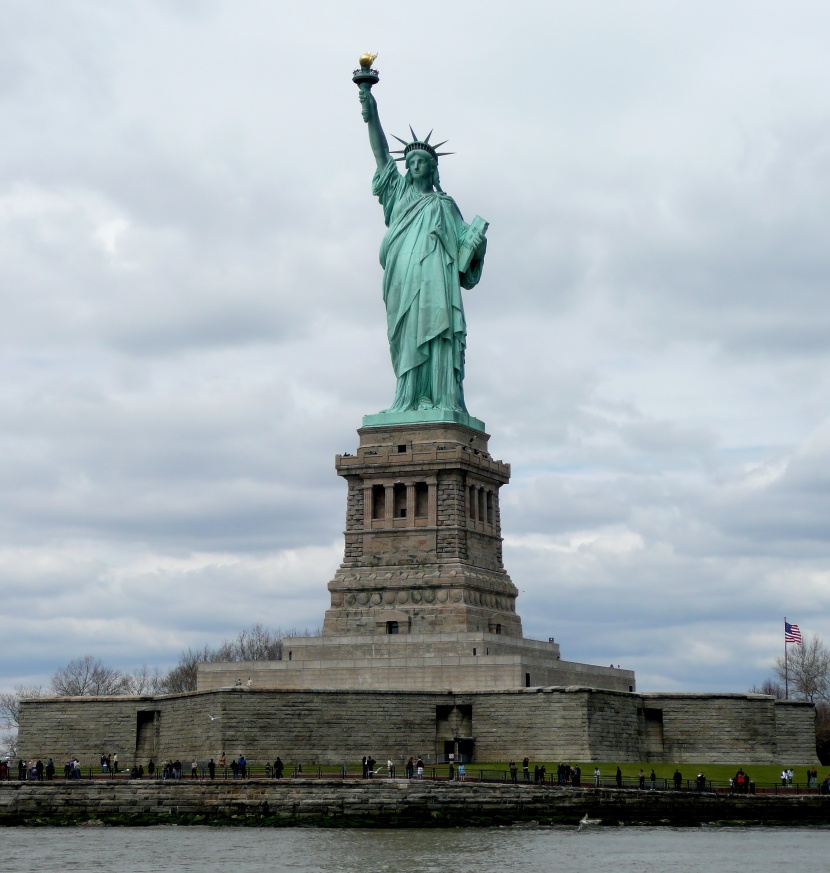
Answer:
[{"left": 469, "top": 761, "right": 822, "bottom": 787}]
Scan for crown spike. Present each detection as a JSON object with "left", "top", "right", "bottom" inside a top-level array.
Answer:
[{"left": 389, "top": 128, "right": 454, "bottom": 165}]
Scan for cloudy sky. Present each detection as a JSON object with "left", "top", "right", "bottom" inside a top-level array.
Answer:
[{"left": 1, "top": 0, "right": 829, "bottom": 703}]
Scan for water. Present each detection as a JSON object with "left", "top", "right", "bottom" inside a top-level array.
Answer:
[{"left": 4, "top": 826, "right": 829, "bottom": 873}]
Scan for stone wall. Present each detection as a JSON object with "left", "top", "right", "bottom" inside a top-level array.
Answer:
[
  {"left": 18, "top": 687, "right": 818, "bottom": 769},
  {"left": 775, "top": 699, "right": 818, "bottom": 762},
  {"left": 3, "top": 780, "right": 830, "bottom": 828}
]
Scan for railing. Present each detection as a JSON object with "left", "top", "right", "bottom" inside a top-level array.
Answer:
[{"left": 2, "top": 763, "right": 827, "bottom": 795}]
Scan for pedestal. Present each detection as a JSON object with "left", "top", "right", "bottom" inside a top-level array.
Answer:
[{"left": 324, "top": 421, "right": 521, "bottom": 638}]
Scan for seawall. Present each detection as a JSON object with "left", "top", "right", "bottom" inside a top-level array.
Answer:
[{"left": 2, "top": 780, "right": 830, "bottom": 827}]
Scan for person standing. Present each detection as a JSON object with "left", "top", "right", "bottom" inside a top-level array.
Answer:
[
  {"left": 638, "top": 769, "right": 645, "bottom": 790},
  {"left": 673, "top": 769, "right": 682, "bottom": 790},
  {"left": 208, "top": 758, "right": 215, "bottom": 780},
  {"left": 405, "top": 757, "right": 414, "bottom": 779},
  {"left": 448, "top": 761, "right": 455, "bottom": 782},
  {"left": 615, "top": 767, "right": 622, "bottom": 788},
  {"left": 594, "top": 766, "right": 601, "bottom": 787},
  {"left": 649, "top": 769, "right": 656, "bottom": 790},
  {"left": 458, "top": 763, "right": 466, "bottom": 782},
  {"left": 362, "top": 756, "right": 369, "bottom": 779},
  {"left": 522, "top": 757, "right": 530, "bottom": 782},
  {"left": 416, "top": 757, "right": 424, "bottom": 779},
  {"left": 509, "top": 760, "right": 518, "bottom": 784},
  {"left": 191, "top": 759, "right": 199, "bottom": 779},
  {"left": 274, "top": 757, "right": 284, "bottom": 779}
]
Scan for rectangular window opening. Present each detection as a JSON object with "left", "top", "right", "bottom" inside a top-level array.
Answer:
[
  {"left": 372, "top": 485, "right": 386, "bottom": 520},
  {"left": 393, "top": 483, "right": 407, "bottom": 518},
  {"left": 415, "top": 482, "right": 429, "bottom": 517}
]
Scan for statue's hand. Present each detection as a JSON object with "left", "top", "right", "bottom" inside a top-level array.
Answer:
[
  {"left": 359, "top": 87, "right": 376, "bottom": 123},
  {"left": 469, "top": 231, "right": 487, "bottom": 257}
]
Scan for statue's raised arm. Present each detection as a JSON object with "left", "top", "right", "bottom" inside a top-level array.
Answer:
[
  {"left": 353, "top": 53, "right": 389, "bottom": 171},
  {"left": 359, "top": 86, "right": 391, "bottom": 172}
]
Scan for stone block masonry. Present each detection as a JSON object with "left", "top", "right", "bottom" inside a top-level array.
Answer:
[
  {"left": 326, "top": 422, "right": 521, "bottom": 639},
  {"left": 3, "top": 780, "right": 830, "bottom": 828},
  {"left": 18, "top": 687, "right": 817, "bottom": 770}
]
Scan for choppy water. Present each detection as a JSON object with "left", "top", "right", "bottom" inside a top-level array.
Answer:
[{"left": 4, "top": 825, "right": 829, "bottom": 873}]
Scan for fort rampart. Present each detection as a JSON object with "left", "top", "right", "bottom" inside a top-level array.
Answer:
[{"left": 18, "top": 686, "right": 817, "bottom": 768}]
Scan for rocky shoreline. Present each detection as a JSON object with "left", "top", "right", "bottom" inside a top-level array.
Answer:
[{"left": 2, "top": 779, "right": 830, "bottom": 827}]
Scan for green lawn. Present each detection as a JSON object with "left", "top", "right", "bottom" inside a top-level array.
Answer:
[
  {"left": 470, "top": 761, "right": 822, "bottom": 787},
  {"left": 279, "top": 760, "right": 822, "bottom": 787}
]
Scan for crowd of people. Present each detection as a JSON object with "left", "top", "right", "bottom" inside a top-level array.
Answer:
[{"left": 3, "top": 753, "right": 829, "bottom": 792}]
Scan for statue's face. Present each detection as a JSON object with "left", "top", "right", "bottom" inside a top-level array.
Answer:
[{"left": 406, "top": 151, "right": 435, "bottom": 183}]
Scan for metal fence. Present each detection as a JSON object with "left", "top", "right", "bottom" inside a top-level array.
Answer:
[{"left": 1, "top": 762, "right": 827, "bottom": 795}]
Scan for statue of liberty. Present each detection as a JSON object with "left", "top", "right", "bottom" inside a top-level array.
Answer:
[{"left": 356, "top": 60, "right": 488, "bottom": 419}]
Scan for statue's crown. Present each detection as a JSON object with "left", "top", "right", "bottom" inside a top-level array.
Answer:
[{"left": 391, "top": 127, "right": 453, "bottom": 164}]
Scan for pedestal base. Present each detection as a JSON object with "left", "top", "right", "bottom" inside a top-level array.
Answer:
[{"left": 362, "top": 409, "right": 485, "bottom": 432}]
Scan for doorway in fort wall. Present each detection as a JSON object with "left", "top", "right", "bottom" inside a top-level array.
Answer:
[
  {"left": 436, "top": 704, "right": 474, "bottom": 763},
  {"left": 640, "top": 706, "right": 665, "bottom": 759},
  {"left": 135, "top": 710, "right": 160, "bottom": 760}
]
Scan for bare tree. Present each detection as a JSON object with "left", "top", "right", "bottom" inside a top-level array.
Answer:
[
  {"left": 0, "top": 686, "right": 45, "bottom": 730},
  {"left": 51, "top": 655, "right": 129, "bottom": 697},
  {"left": 774, "top": 634, "right": 830, "bottom": 703},
  {"left": 124, "top": 664, "right": 168, "bottom": 696},
  {"left": 160, "top": 625, "right": 321, "bottom": 692},
  {"left": 230, "top": 623, "right": 285, "bottom": 661},
  {"left": 1, "top": 685, "right": 45, "bottom": 760},
  {"left": 161, "top": 646, "right": 215, "bottom": 694},
  {"left": 748, "top": 678, "right": 785, "bottom": 698}
]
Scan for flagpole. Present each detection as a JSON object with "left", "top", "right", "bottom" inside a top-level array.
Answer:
[{"left": 784, "top": 616, "right": 789, "bottom": 700}]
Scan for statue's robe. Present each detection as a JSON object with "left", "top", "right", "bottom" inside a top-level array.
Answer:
[{"left": 373, "top": 157, "right": 484, "bottom": 412}]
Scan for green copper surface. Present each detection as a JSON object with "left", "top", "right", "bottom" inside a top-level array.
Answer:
[
  {"left": 362, "top": 409, "right": 486, "bottom": 432},
  {"left": 357, "top": 68, "right": 488, "bottom": 425}
]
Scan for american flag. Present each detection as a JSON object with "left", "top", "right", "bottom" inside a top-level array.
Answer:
[{"left": 785, "top": 622, "right": 802, "bottom": 644}]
